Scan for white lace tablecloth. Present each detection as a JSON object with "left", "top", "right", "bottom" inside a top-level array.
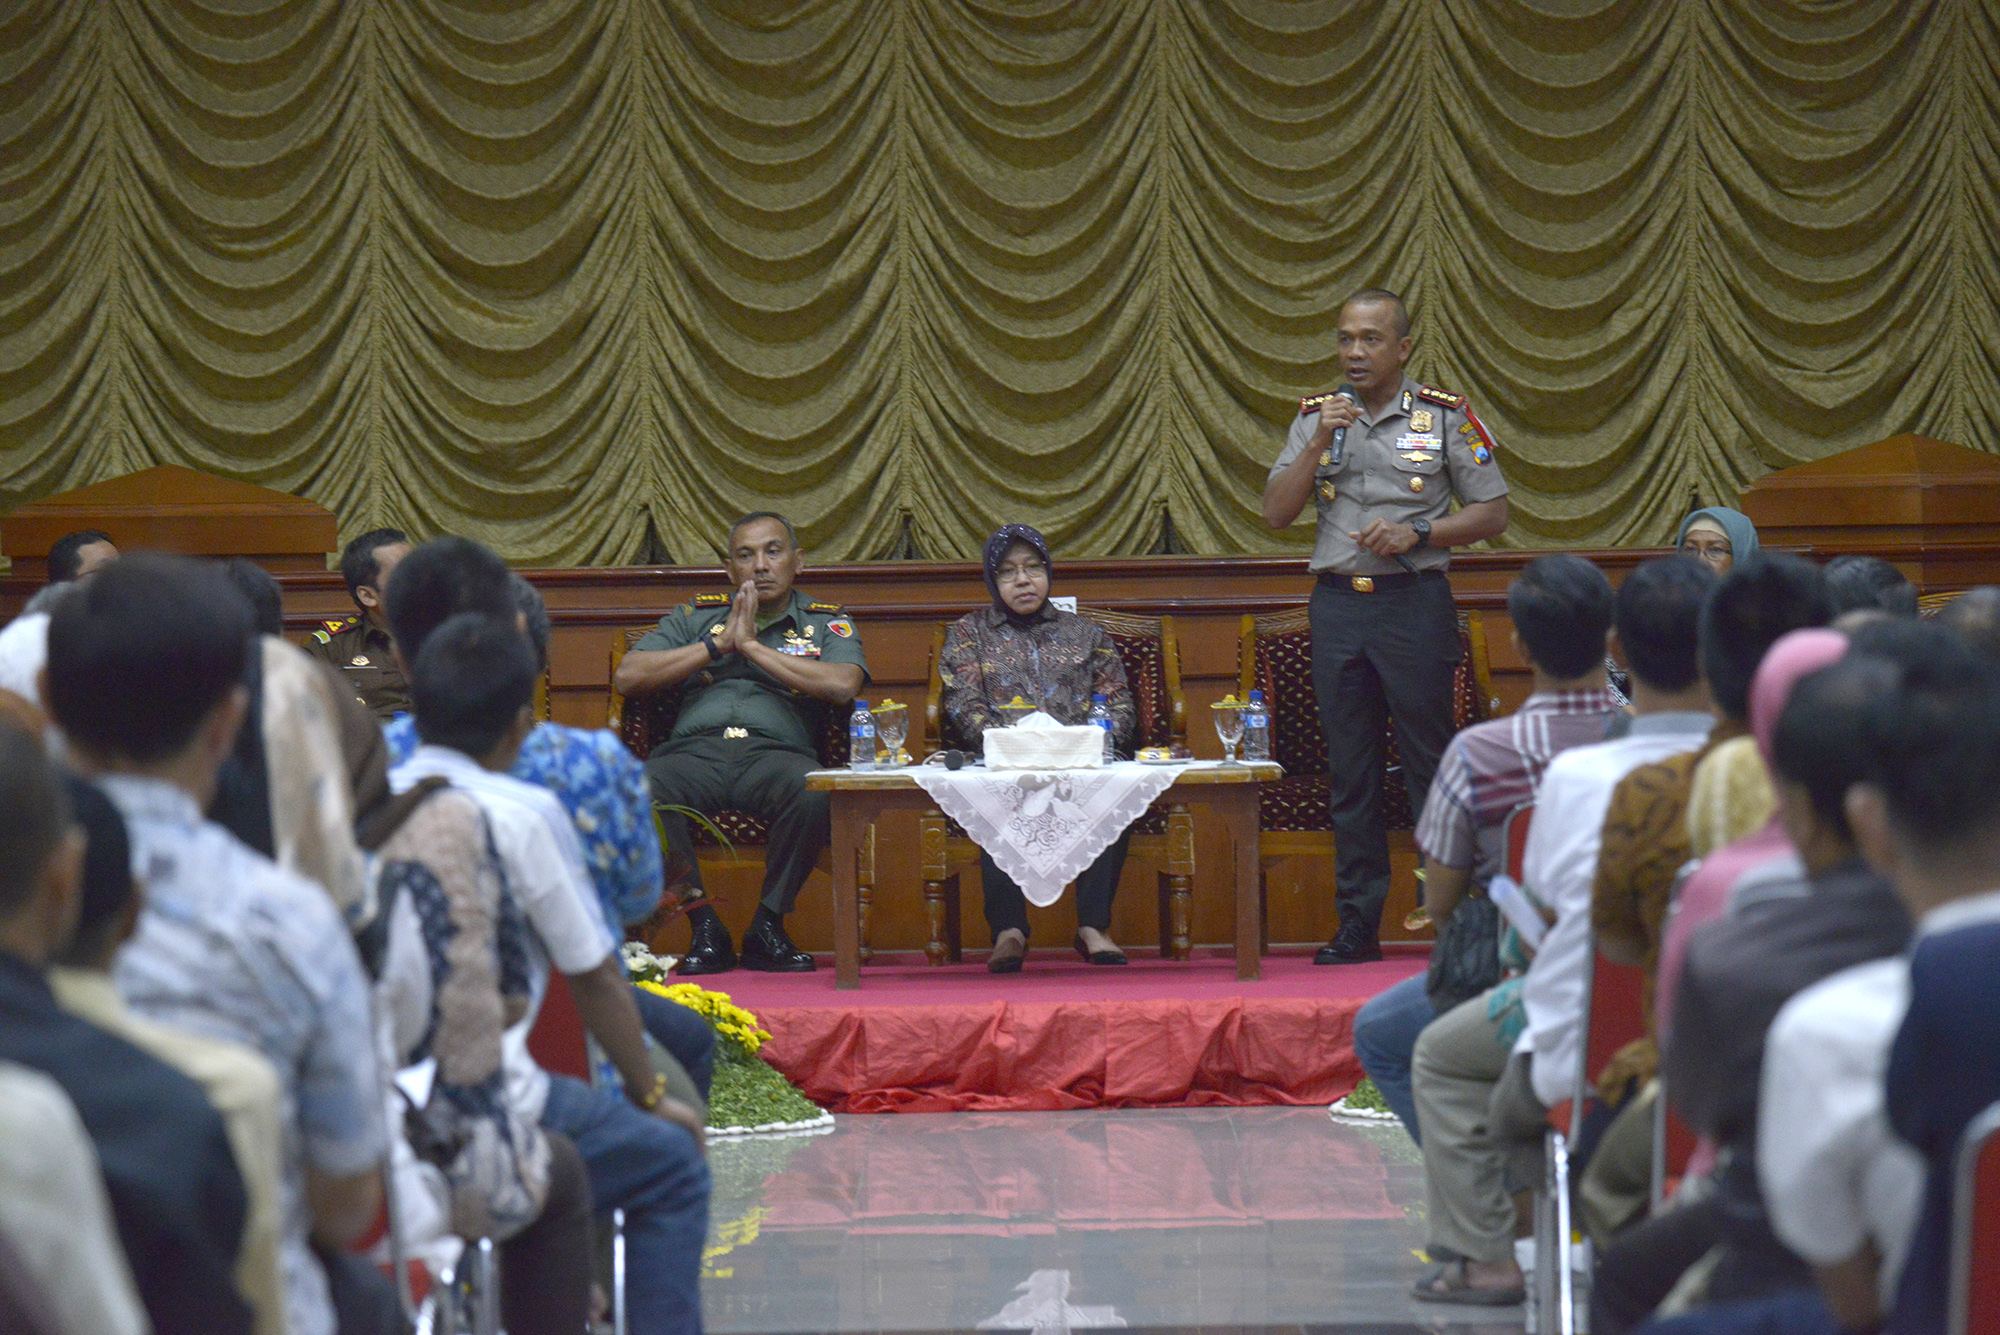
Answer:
[{"left": 907, "top": 761, "right": 1194, "bottom": 906}]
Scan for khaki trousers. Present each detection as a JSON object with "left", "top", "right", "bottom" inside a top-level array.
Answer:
[{"left": 1412, "top": 988, "right": 1546, "bottom": 1262}]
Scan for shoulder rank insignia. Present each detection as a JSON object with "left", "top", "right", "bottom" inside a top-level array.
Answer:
[
  {"left": 1299, "top": 392, "right": 1340, "bottom": 415},
  {"left": 1416, "top": 384, "right": 1465, "bottom": 409},
  {"left": 321, "top": 618, "right": 350, "bottom": 633},
  {"left": 691, "top": 592, "right": 730, "bottom": 607},
  {"left": 806, "top": 601, "right": 843, "bottom": 614}
]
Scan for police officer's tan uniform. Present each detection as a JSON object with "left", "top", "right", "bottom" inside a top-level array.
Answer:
[
  {"left": 631, "top": 588, "right": 869, "bottom": 916},
  {"left": 1267, "top": 374, "right": 1510, "bottom": 945},
  {"left": 301, "top": 616, "right": 410, "bottom": 721}
]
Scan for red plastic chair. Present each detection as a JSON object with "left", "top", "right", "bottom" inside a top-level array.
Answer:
[
  {"left": 525, "top": 973, "right": 593, "bottom": 1081},
  {"left": 1952, "top": 1100, "right": 2000, "bottom": 1335},
  {"left": 1503, "top": 803, "right": 1534, "bottom": 882}
]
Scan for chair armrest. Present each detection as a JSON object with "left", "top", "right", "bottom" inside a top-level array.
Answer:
[
  {"left": 924, "top": 622, "right": 949, "bottom": 754},
  {"left": 1159, "top": 614, "right": 1189, "bottom": 747}
]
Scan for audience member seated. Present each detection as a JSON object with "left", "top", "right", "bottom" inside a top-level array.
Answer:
[
  {"left": 385, "top": 538, "right": 711, "bottom": 1335},
  {"left": 0, "top": 1059, "right": 149, "bottom": 1335},
  {"left": 1607, "top": 636, "right": 1910, "bottom": 1334},
  {"left": 1855, "top": 629, "right": 2000, "bottom": 1335},
  {"left": 1936, "top": 585, "right": 2000, "bottom": 659},
  {"left": 378, "top": 612, "right": 596, "bottom": 1333},
  {"left": 382, "top": 546, "right": 716, "bottom": 1102},
  {"left": 304, "top": 528, "right": 413, "bottom": 721},
  {"left": 1821, "top": 554, "right": 1918, "bottom": 620},
  {"left": 48, "top": 776, "right": 289, "bottom": 1335},
  {"left": 1354, "top": 554, "right": 1621, "bottom": 1142},
  {"left": 0, "top": 721, "right": 254, "bottom": 1335},
  {"left": 42, "top": 554, "right": 394, "bottom": 1335},
  {"left": 940, "top": 524, "right": 1138, "bottom": 972},
  {"left": 0, "top": 530, "right": 121, "bottom": 706},
  {"left": 1675, "top": 507, "right": 1757, "bottom": 576},
  {"left": 1407, "top": 556, "right": 1716, "bottom": 1306},
  {"left": 614, "top": 511, "right": 869, "bottom": 975}
]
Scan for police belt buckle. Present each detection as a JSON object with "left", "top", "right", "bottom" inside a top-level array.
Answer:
[
  {"left": 723, "top": 727, "right": 749, "bottom": 739},
  {"left": 1350, "top": 576, "right": 1375, "bottom": 594}
]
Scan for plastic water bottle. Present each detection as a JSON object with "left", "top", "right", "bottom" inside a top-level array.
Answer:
[
  {"left": 849, "top": 700, "right": 877, "bottom": 771},
  {"left": 1088, "top": 693, "right": 1116, "bottom": 762},
  {"left": 1243, "top": 689, "right": 1271, "bottom": 762}
]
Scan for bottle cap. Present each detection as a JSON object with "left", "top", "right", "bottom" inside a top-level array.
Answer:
[
  {"left": 1248, "top": 690, "right": 1265, "bottom": 703},
  {"left": 1092, "top": 693, "right": 1107, "bottom": 703},
  {"left": 854, "top": 700, "right": 870, "bottom": 710}
]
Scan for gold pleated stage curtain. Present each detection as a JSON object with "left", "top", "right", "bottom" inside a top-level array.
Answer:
[{"left": 4, "top": 1, "right": 1998, "bottom": 565}]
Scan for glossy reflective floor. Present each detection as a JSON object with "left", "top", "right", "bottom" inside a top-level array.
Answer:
[{"left": 702, "top": 1107, "right": 1523, "bottom": 1335}]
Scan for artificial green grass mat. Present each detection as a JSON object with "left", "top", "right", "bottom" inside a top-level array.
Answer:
[{"left": 707, "top": 1049, "right": 823, "bottom": 1129}]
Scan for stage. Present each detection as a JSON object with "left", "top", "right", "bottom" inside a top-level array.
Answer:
[{"left": 714, "top": 946, "right": 1428, "bottom": 1114}]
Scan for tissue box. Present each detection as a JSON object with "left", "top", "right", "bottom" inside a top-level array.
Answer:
[{"left": 983, "top": 724, "right": 1104, "bottom": 770}]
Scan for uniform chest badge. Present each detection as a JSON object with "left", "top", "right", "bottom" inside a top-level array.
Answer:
[
  {"left": 1320, "top": 448, "right": 1334, "bottom": 467},
  {"left": 1410, "top": 409, "right": 1435, "bottom": 433},
  {"left": 350, "top": 655, "right": 370, "bottom": 667},
  {"left": 1318, "top": 480, "right": 1337, "bottom": 503},
  {"left": 1410, "top": 477, "right": 1425, "bottom": 493}
]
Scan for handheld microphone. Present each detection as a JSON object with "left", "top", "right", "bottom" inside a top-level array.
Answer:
[{"left": 1324, "top": 384, "right": 1357, "bottom": 468}]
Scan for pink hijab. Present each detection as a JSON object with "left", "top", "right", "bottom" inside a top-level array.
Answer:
[{"left": 1655, "top": 628, "right": 1850, "bottom": 1035}]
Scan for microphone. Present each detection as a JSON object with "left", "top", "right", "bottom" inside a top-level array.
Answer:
[{"left": 1323, "top": 384, "right": 1357, "bottom": 469}]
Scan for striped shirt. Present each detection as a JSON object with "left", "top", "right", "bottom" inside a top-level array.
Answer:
[{"left": 1414, "top": 688, "right": 1623, "bottom": 886}]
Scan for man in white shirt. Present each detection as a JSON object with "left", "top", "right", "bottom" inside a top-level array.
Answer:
[
  {"left": 385, "top": 541, "right": 709, "bottom": 1335},
  {"left": 1410, "top": 556, "right": 1717, "bottom": 1305}
]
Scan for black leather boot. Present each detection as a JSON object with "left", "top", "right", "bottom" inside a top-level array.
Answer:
[
  {"left": 676, "top": 908, "right": 737, "bottom": 975},
  {"left": 740, "top": 908, "right": 816, "bottom": 972}
]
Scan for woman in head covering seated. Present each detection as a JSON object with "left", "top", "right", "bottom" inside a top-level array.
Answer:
[
  {"left": 1675, "top": 506, "right": 1759, "bottom": 575},
  {"left": 940, "top": 525, "right": 1137, "bottom": 973}
]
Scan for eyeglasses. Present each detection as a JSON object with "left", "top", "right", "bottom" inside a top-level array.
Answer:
[{"left": 997, "top": 561, "right": 1048, "bottom": 583}]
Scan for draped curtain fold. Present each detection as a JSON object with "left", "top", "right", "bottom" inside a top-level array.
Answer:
[{"left": 3, "top": 0, "right": 1995, "bottom": 565}]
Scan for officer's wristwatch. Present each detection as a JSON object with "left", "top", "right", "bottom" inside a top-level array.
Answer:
[
  {"left": 705, "top": 629, "right": 726, "bottom": 662},
  {"left": 1409, "top": 518, "right": 1432, "bottom": 550}
]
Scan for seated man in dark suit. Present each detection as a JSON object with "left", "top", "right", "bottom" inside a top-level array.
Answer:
[
  {"left": 614, "top": 512, "right": 868, "bottom": 974},
  {"left": 0, "top": 722, "right": 253, "bottom": 1335}
]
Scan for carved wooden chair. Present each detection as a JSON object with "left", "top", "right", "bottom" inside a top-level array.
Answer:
[
  {"left": 916, "top": 608, "right": 1197, "bottom": 963},
  {"left": 1236, "top": 606, "right": 1492, "bottom": 945},
  {"left": 607, "top": 628, "right": 876, "bottom": 949},
  {"left": 1919, "top": 589, "right": 1966, "bottom": 616}
]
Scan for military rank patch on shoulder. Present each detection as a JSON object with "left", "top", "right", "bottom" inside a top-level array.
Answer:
[
  {"left": 1298, "top": 392, "right": 1339, "bottom": 415},
  {"left": 321, "top": 619, "right": 349, "bottom": 633},
  {"left": 807, "top": 601, "right": 843, "bottom": 614},
  {"left": 1462, "top": 408, "right": 1497, "bottom": 464},
  {"left": 692, "top": 592, "right": 730, "bottom": 607},
  {"left": 1416, "top": 384, "right": 1465, "bottom": 409}
]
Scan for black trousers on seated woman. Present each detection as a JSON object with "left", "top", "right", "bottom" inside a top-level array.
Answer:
[{"left": 981, "top": 829, "right": 1133, "bottom": 940}]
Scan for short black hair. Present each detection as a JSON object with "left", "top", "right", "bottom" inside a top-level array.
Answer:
[
  {"left": 0, "top": 724, "right": 70, "bottom": 917},
  {"left": 1771, "top": 656, "right": 1898, "bottom": 842},
  {"left": 340, "top": 528, "right": 409, "bottom": 609},
  {"left": 509, "top": 575, "right": 552, "bottom": 674},
  {"left": 1507, "top": 554, "right": 1615, "bottom": 680},
  {"left": 221, "top": 558, "right": 284, "bottom": 637},
  {"left": 51, "top": 776, "right": 135, "bottom": 967},
  {"left": 1340, "top": 288, "right": 1411, "bottom": 337},
  {"left": 727, "top": 512, "right": 799, "bottom": 552},
  {"left": 1822, "top": 555, "right": 1917, "bottom": 618},
  {"left": 411, "top": 614, "right": 536, "bottom": 759},
  {"left": 45, "top": 553, "right": 251, "bottom": 764},
  {"left": 1938, "top": 587, "right": 2000, "bottom": 661},
  {"left": 1614, "top": 556, "right": 1717, "bottom": 694},
  {"left": 46, "top": 530, "right": 115, "bottom": 584},
  {"left": 1699, "top": 554, "right": 1832, "bottom": 721},
  {"left": 383, "top": 535, "right": 514, "bottom": 664},
  {"left": 1851, "top": 624, "right": 2000, "bottom": 853}
]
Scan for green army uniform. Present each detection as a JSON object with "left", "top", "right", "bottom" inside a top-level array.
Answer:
[
  {"left": 632, "top": 588, "right": 870, "bottom": 915},
  {"left": 301, "top": 615, "right": 410, "bottom": 721}
]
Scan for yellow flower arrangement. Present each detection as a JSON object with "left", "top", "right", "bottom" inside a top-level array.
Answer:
[{"left": 634, "top": 978, "right": 773, "bottom": 1059}]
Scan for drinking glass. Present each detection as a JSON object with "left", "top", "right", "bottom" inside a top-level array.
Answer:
[
  {"left": 874, "top": 705, "right": 908, "bottom": 766},
  {"left": 1213, "top": 702, "right": 1245, "bottom": 764}
]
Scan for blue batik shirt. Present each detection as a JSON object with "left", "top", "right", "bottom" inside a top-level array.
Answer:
[{"left": 385, "top": 717, "right": 663, "bottom": 929}]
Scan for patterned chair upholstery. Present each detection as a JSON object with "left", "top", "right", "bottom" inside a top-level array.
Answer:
[
  {"left": 1237, "top": 606, "right": 1492, "bottom": 943},
  {"left": 607, "top": 627, "right": 874, "bottom": 946},
  {"left": 1918, "top": 589, "right": 1965, "bottom": 617},
  {"left": 917, "top": 608, "right": 1199, "bottom": 963}
]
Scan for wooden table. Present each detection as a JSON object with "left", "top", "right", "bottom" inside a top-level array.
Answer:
[{"left": 806, "top": 761, "right": 1282, "bottom": 989}]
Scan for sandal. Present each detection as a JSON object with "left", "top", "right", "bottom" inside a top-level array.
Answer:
[{"left": 1410, "top": 1258, "right": 1524, "bottom": 1307}]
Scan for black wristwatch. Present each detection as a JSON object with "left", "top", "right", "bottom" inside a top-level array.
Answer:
[
  {"left": 1410, "top": 518, "right": 1432, "bottom": 550},
  {"left": 705, "top": 630, "right": 726, "bottom": 662}
]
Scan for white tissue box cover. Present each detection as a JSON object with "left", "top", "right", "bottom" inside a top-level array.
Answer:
[{"left": 983, "top": 720, "right": 1104, "bottom": 770}]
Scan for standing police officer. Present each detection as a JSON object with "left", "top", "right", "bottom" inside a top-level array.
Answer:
[
  {"left": 614, "top": 512, "right": 868, "bottom": 973},
  {"left": 1264, "top": 289, "right": 1510, "bottom": 963}
]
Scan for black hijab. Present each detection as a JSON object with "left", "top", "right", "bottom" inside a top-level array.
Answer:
[{"left": 982, "top": 524, "right": 1054, "bottom": 625}]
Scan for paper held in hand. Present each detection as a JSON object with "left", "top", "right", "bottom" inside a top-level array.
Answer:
[{"left": 1487, "top": 874, "right": 1548, "bottom": 951}]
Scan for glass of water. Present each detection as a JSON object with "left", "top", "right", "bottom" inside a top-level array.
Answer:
[
  {"left": 874, "top": 702, "right": 908, "bottom": 767},
  {"left": 1212, "top": 698, "right": 1245, "bottom": 764}
]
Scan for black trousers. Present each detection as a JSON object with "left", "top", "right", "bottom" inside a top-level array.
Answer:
[
  {"left": 500, "top": 1130, "right": 594, "bottom": 1335},
  {"left": 1309, "top": 571, "right": 1461, "bottom": 933},
  {"left": 646, "top": 732, "right": 828, "bottom": 915},
  {"left": 981, "top": 829, "right": 1133, "bottom": 942}
]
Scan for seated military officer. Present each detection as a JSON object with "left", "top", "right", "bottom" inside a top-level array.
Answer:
[
  {"left": 303, "top": 527, "right": 413, "bottom": 720},
  {"left": 614, "top": 512, "right": 868, "bottom": 973}
]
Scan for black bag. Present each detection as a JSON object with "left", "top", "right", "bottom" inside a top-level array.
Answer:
[{"left": 1425, "top": 891, "right": 1502, "bottom": 1011}]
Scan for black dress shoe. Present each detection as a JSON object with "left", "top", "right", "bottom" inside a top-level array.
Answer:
[
  {"left": 1314, "top": 917, "right": 1383, "bottom": 965},
  {"left": 1073, "top": 932, "right": 1128, "bottom": 966},
  {"left": 740, "top": 913, "right": 817, "bottom": 972},
  {"left": 987, "top": 932, "right": 1027, "bottom": 974},
  {"left": 676, "top": 912, "right": 737, "bottom": 976}
]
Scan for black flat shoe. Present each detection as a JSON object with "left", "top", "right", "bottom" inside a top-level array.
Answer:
[
  {"left": 987, "top": 943, "right": 1026, "bottom": 974},
  {"left": 675, "top": 912, "right": 737, "bottom": 975},
  {"left": 1073, "top": 933, "right": 1128, "bottom": 966},
  {"left": 740, "top": 913, "right": 816, "bottom": 972}
]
